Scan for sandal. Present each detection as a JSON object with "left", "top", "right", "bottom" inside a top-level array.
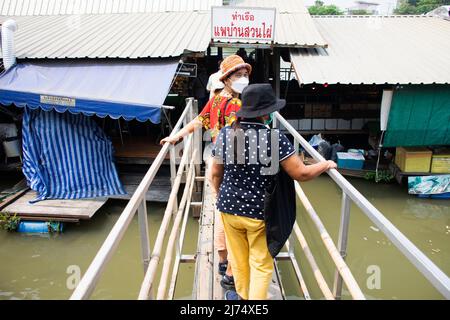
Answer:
[{"left": 218, "top": 260, "right": 228, "bottom": 276}]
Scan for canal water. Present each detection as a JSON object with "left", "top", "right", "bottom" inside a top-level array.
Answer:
[{"left": 0, "top": 173, "right": 448, "bottom": 299}]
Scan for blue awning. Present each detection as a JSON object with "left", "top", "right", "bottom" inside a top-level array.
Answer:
[{"left": 0, "top": 59, "right": 179, "bottom": 123}]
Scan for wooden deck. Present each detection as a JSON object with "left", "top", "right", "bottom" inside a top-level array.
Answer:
[
  {"left": 194, "top": 177, "right": 284, "bottom": 300},
  {"left": 0, "top": 162, "right": 22, "bottom": 172},
  {"left": 0, "top": 190, "right": 107, "bottom": 223},
  {"left": 113, "top": 137, "right": 170, "bottom": 164},
  {"left": 389, "top": 162, "right": 448, "bottom": 184},
  {"left": 0, "top": 171, "right": 171, "bottom": 224},
  {"left": 109, "top": 173, "right": 171, "bottom": 202}
]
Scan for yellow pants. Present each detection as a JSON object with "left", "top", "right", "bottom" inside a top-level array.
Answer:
[{"left": 221, "top": 212, "right": 274, "bottom": 300}]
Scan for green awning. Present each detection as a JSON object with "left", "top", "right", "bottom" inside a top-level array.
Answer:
[{"left": 383, "top": 85, "right": 450, "bottom": 147}]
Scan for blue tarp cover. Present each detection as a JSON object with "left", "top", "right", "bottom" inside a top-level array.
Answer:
[
  {"left": 0, "top": 59, "right": 179, "bottom": 123},
  {"left": 22, "top": 108, "right": 126, "bottom": 202}
]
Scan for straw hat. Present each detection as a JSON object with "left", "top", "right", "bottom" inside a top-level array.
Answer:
[{"left": 219, "top": 55, "right": 252, "bottom": 81}]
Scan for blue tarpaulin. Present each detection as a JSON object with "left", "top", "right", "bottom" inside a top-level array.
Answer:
[
  {"left": 0, "top": 59, "right": 179, "bottom": 123},
  {"left": 22, "top": 108, "right": 126, "bottom": 202}
]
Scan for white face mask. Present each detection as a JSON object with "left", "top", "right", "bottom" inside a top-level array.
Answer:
[{"left": 230, "top": 77, "right": 249, "bottom": 94}]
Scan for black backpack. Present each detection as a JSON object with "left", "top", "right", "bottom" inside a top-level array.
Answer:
[{"left": 263, "top": 168, "right": 297, "bottom": 258}]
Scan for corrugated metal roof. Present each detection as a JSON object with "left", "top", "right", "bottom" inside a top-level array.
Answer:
[
  {"left": 0, "top": 11, "right": 211, "bottom": 59},
  {"left": 0, "top": 0, "right": 222, "bottom": 15},
  {"left": 213, "top": 0, "right": 327, "bottom": 47},
  {"left": 290, "top": 15, "right": 450, "bottom": 85},
  {"left": 230, "top": 0, "right": 307, "bottom": 13},
  {"left": 0, "top": 1, "right": 327, "bottom": 60}
]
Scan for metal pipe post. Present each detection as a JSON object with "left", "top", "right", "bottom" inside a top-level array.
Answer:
[{"left": 333, "top": 191, "right": 351, "bottom": 299}]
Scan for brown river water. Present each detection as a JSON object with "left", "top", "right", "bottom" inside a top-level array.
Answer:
[{"left": 0, "top": 173, "right": 448, "bottom": 300}]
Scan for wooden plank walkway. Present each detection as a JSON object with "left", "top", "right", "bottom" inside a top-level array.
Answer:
[
  {"left": 109, "top": 174, "right": 171, "bottom": 202},
  {"left": 194, "top": 177, "right": 284, "bottom": 300},
  {"left": 193, "top": 178, "right": 215, "bottom": 300},
  {"left": 0, "top": 190, "right": 107, "bottom": 222}
]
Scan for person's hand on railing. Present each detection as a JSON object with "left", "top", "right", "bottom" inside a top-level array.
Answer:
[
  {"left": 326, "top": 160, "right": 338, "bottom": 171},
  {"left": 159, "top": 135, "right": 181, "bottom": 145}
]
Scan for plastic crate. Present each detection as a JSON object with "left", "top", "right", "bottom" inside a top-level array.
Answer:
[
  {"left": 431, "top": 150, "right": 450, "bottom": 174},
  {"left": 395, "top": 147, "right": 431, "bottom": 173},
  {"left": 336, "top": 152, "right": 365, "bottom": 170}
]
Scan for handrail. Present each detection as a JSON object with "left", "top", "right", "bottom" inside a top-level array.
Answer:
[
  {"left": 274, "top": 112, "right": 450, "bottom": 299},
  {"left": 70, "top": 100, "right": 194, "bottom": 300},
  {"left": 157, "top": 152, "right": 197, "bottom": 299},
  {"left": 291, "top": 221, "right": 335, "bottom": 300},
  {"left": 69, "top": 103, "right": 449, "bottom": 300},
  {"left": 295, "top": 181, "right": 365, "bottom": 299},
  {"left": 138, "top": 134, "right": 193, "bottom": 300}
]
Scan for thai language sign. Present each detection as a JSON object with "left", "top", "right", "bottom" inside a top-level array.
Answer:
[
  {"left": 40, "top": 95, "right": 76, "bottom": 107},
  {"left": 176, "top": 63, "right": 197, "bottom": 77},
  {"left": 211, "top": 6, "right": 276, "bottom": 42}
]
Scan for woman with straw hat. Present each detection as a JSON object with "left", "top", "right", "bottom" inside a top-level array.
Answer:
[{"left": 160, "top": 54, "right": 252, "bottom": 288}]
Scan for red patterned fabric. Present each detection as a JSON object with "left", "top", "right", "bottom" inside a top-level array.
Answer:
[{"left": 198, "top": 95, "right": 242, "bottom": 141}]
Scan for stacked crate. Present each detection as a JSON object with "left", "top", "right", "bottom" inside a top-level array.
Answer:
[
  {"left": 431, "top": 149, "right": 450, "bottom": 173},
  {"left": 394, "top": 147, "right": 432, "bottom": 173}
]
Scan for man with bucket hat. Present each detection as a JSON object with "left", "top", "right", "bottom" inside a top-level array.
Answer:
[{"left": 211, "top": 84, "right": 337, "bottom": 300}]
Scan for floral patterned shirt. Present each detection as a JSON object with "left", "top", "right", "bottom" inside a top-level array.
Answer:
[{"left": 197, "top": 94, "right": 241, "bottom": 142}]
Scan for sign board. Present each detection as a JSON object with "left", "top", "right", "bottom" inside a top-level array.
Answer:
[
  {"left": 176, "top": 63, "right": 197, "bottom": 77},
  {"left": 40, "top": 95, "right": 76, "bottom": 107},
  {"left": 211, "top": 6, "right": 276, "bottom": 42}
]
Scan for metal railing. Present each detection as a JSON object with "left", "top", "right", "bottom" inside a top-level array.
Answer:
[
  {"left": 69, "top": 99, "right": 449, "bottom": 300},
  {"left": 273, "top": 112, "right": 450, "bottom": 299},
  {"left": 70, "top": 98, "right": 200, "bottom": 300}
]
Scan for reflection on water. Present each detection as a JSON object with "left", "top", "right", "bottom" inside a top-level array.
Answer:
[{"left": 0, "top": 174, "right": 449, "bottom": 299}]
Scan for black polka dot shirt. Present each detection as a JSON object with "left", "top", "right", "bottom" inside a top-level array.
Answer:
[{"left": 213, "top": 122, "right": 295, "bottom": 220}]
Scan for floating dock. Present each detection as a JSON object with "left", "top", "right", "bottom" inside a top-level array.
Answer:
[{"left": 0, "top": 190, "right": 107, "bottom": 223}]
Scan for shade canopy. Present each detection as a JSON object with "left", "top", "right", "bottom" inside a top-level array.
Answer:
[
  {"left": 0, "top": 59, "right": 179, "bottom": 123},
  {"left": 383, "top": 85, "right": 450, "bottom": 147}
]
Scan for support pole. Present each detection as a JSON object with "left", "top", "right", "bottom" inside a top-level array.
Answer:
[
  {"left": 294, "top": 181, "right": 365, "bottom": 300},
  {"left": 273, "top": 48, "right": 280, "bottom": 99},
  {"left": 170, "top": 145, "right": 178, "bottom": 215},
  {"left": 192, "top": 99, "right": 201, "bottom": 174},
  {"left": 138, "top": 200, "right": 151, "bottom": 272},
  {"left": 333, "top": 192, "right": 351, "bottom": 299}
]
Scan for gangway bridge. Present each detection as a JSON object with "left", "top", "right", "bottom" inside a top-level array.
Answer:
[{"left": 70, "top": 98, "right": 450, "bottom": 300}]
